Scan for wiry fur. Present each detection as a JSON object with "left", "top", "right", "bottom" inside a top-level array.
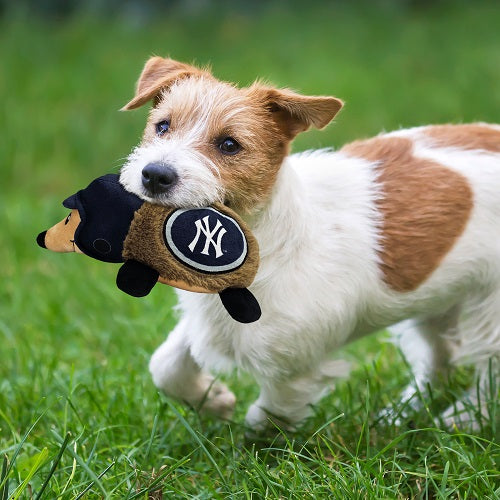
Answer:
[{"left": 120, "top": 57, "right": 499, "bottom": 431}]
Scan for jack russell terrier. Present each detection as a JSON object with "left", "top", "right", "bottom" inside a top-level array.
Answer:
[{"left": 119, "top": 56, "right": 499, "bottom": 431}]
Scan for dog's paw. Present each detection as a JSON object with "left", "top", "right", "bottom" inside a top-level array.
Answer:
[
  {"left": 245, "top": 403, "right": 269, "bottom": 432},
  {"left": 376, "top": 405, "right": 405, "bottom": 427},
  {"left": 441, "top": 401, "right": 481, "bottom": 432},
  {"left": 196, "top": 380, "right": 236, "bottom": 420},
  {"left": 245, "top": 403, "right": 296, "bottom": 433},
  {"left": 375, "top": 386, "right": 423, "bottom": 427}
]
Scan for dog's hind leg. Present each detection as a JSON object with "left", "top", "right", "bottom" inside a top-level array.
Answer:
[
  {"left": 441, "top": 286, "right": 500, "bottom": 430},
  {"left": 149, "top": 318, "right": 236, "bottom": 419},
  {"left": 389, "top": 307, "right": 459, "bottom": 414},
  {"left": 442, "top": 358, "right": 499, "bottom": 430}
]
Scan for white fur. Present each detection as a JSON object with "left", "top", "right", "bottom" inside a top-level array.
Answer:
[
  {"left": 122, "top": 124, "right": 500, "bottom": 430},
  {"left": 120, "top": 137, "right": 223, "bottom": 208}
]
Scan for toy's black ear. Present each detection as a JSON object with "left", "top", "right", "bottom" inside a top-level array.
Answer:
[
  {"left": 218, "top": 288, "right": 261, "bottom": 324},
  {"left": 116, "top": 260, "right": 159, "bottom": 297}
]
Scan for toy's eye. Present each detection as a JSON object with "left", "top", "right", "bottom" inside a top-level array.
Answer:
[
  {"left": 218, "top": 137, "right": 241, "bottom": 155},
  {"left": 155, "top": 120, "right": 170, "bottom": 137},
  {"left": 65, "top": 213, "right": 72, "bottom": 225}
]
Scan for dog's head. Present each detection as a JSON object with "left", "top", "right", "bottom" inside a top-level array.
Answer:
[{"left": 119, "top": 57, "right": 343, "bottom": 213}]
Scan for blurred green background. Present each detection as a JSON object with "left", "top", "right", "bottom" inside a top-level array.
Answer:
[{"left": 0, "top": 1, "right": 499, "bottom": 497}]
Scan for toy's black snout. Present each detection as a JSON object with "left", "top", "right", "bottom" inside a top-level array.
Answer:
[
  {"left": 36, "top": 231, "right": 47, "bottom": 249},
  {"left": 142, "top": 163, "right": 178, "bottom": 195}
]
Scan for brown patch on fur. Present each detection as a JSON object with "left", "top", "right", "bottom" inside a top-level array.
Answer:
[
  {"left": 123, "top": 202, "right": 260, "bottom": 293},
  {"left": 212, "top": 83, "right": 343, "bottom": 211},
  {"left": 424, "top": 124, "right": 500, "bottom": 153},
  {"left": 342, "top": 136, "right": 473, "bottom": 292},
  {"left": 247, "top": 84, "right": 343, "bottom": 139}
]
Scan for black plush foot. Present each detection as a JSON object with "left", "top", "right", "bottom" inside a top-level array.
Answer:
[
  {"left": 219, "top": 288, "right": 261, "bottom": 323},
  {"left": 116, "top": 260, "right": 159, "bottom": 297}
]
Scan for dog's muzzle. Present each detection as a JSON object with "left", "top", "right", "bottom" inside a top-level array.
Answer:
[{"left": 141, "top": 162, "right": 178, "bottom": 196}]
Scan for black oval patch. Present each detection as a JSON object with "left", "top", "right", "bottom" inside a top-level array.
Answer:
[
  {"left": 93, "top": 238, "right": 112, "bottom": 254},
  {"left": 164, "top": 208, "right": 247, "bottom": 273}
]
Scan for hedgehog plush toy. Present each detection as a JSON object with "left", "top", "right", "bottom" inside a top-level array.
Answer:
[{"left": 37, "top": 174, "right": 261, "bottom": 323}]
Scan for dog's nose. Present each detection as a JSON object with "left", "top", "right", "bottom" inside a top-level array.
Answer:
[{"left": 142, "top": 163, "right": 178, "bottom": 195}]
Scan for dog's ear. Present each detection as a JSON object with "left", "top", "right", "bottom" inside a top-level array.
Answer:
[
  {"left": 121, "top": 57, "right": 207, "bottom": 110},
  {"left": 250, "top": 84, "right": 343, "bottom": 139}
]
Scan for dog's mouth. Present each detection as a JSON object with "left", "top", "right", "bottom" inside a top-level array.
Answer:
[
  {"left": 137, "top": 184, "right": 226, "bottom": 210},
  {"left": 138, "top": 186, "right": 175, "bottom": 206}
]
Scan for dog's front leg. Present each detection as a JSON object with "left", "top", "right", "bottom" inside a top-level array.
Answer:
[{"left": 149, "top": 317, "right": 236, "bottom": 419}]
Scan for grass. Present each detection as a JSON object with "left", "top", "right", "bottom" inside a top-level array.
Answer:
[{"left": 0, "top": 1, "right": 499, "bottom": 497}]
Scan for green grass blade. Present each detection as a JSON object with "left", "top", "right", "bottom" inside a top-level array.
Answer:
[
  {"left": 11, "top": 448, "right": 49, "bottom": 500},
  {"left": 0, "top": 410, "right": 47, "bottom": 492},
  {"left": 126, "top": 454, "right": 193, "bottom": 500},
  {"left": 34, "top": 432, "right": 71, "bottom": 500},
  {"left": 0, "top": 455, "right": 9, "bottom": 500},
  {"left": 440, "top": 460, "right": 450, "bottom": 496},
  {"left": 164, "top": 400, "right": 228, "bottom": 487},
  {"left": 74, "top": 460, "right": 115, "bottom": 500},
  {"left": 51, "top": 430, "right": 108, "bottom": 497}
]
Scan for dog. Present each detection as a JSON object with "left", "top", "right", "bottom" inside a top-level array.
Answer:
[{"left": 119, "top": 56, "right": 499, "bottom": 431}]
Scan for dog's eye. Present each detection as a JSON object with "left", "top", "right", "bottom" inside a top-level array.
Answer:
[
  {"left": 218, "top": 137, "right": 241, "bottom": 155},
  {"left": 155, "top": 120, "right": 170, "bottom": 137},
  {"left": 65, "top": 213, "right": 72, "bottom": 225}
]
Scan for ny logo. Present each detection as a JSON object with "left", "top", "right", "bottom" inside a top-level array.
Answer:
[{"left": 188, "top": 215, "right": 227, "bottom": 258}]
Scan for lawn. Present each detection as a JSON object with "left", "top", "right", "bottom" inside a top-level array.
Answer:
[{"left": 0, "top": 1, "right": 499, "bottom": 498}]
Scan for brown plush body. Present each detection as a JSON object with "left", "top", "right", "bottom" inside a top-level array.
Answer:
[{"left": 124, "top": 202, "right": 259, "bottom": 294}]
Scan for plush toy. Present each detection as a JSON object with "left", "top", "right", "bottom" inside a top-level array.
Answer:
[{"left": 37, "top": 174, "right": 261, "bottom": 323}]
